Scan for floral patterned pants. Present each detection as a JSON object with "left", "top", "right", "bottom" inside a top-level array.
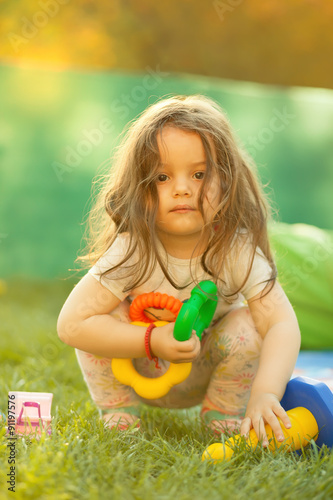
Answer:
[{"left": 75, "top": 304, "right": 262, "bottom": 431}]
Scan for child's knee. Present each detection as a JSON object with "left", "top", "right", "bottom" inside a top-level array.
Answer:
[
  {"left": 210, "top": 306, "right": 262, "bottom": 361},
  {"left": 223, "top": 306, "right": 256, "bottom": 331},
  {"left": 231, "top": 307, "right": 262, "bottom": 353}
]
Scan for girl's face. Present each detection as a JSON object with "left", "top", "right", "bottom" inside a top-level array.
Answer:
[{"left": 155, "top": 126, "right": 220, "bottom": 256}]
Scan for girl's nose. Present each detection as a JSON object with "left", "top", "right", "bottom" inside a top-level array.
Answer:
[{"left": 173, "top": 177, "right": 192, "bottom": 197}]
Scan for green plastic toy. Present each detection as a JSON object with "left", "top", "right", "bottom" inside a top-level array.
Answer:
[{"left": 173, "top": 280, "right": 218, "bottom": 341}]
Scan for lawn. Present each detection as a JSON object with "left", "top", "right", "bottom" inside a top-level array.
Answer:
[{"left": 0, "top": 280, "right": 332, "bottom": 500}]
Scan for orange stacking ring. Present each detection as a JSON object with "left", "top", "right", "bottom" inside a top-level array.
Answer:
[{"left": 129, "top": 292, "right": 183, "bottom": 323}]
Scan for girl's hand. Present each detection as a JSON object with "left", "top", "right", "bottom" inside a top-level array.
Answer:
[
  {"left": 150, "top": 322, "right": 201, "bottom": 364},
  {"left": 240, "top": 392, "right": 292, "bottom": 447}
]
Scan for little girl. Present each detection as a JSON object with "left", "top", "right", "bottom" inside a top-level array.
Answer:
[{"left": 57, "top": 95, "right": 301, "bottom": 446}]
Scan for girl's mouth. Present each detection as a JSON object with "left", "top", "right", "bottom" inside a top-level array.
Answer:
[{"left": 170, "top": 205, "right": 194, "bottom": 213}]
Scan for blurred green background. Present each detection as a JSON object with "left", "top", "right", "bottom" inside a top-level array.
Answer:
[{"left": 0, "top": 64, "right": 332, "bottom": 279}]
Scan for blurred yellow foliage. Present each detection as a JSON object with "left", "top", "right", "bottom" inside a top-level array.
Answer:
[{"left": 0, "top": 0, "right": 332, "bottom": 88}]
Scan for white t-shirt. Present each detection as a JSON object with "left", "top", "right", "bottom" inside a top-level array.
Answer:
[{"left": 88, "top": 233, "right": 274, "bottom": 320}]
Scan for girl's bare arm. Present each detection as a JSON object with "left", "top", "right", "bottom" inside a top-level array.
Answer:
[
  {"left": 241, "top": 281, "right": 301, "bottom": 445},
  {"left": 57, "top": 273, "right": 199, "bottom": 362}
]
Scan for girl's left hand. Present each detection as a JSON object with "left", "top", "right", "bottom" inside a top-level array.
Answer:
[{"left": 240, "top": 392, "right": 292, "bottom": 447}]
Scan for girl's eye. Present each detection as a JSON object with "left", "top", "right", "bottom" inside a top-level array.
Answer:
[
  {"left": 193, "top": 171, "right": 205, "bottom": 180},
  {"left": 157, "top": 174, "right": 169, "bottom": 182}
]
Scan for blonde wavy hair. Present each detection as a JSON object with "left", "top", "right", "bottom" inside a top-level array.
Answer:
[{"left": 76, "top": 94, "right": 277, "bottom": 299}]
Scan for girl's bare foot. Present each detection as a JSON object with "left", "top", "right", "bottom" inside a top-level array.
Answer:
[
  {"left": 201, "top": 409, "right": 242, "bottom": 435},
  {"left": 102, "top": 411, "right": 141, "bottom": 431}
]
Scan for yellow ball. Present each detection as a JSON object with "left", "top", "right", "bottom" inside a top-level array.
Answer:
[
  {"left": 202, "top": 442, "right": 234, "bottom": 463},
  {"left": 0, "top": 279, "right": 7, "bottom": 296}
]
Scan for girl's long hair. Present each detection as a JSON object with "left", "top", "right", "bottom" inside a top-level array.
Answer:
[{"left": 76, "top": 95, "right": 277, "bottom": 300}]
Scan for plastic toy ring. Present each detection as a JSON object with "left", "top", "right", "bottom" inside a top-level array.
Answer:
[
  {"left": 129, "top": 292, "right": 183, "bottom": 323},
  {"left": 111, "top": 321, "right": 192, "bottom": 400},
  {"left": 111, "top": 281, "right": 218, "bottom": 399}
]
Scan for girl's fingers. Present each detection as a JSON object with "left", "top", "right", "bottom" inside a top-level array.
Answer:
[
  {"left": 255, "top": 407, "right": 291, "bottom": 445},
  {"left": 268, "top": 405, "right": 292, "bottom": 440},
  {"left": 177, "top": 332, "right": 199, "bottom": 352},
  {"left": 276, "top": 406, "right": 292, "bottom": 431},
  {"left": 174, "top": 335, "right": 200, "bottom": 362},
  {"left": 240, "top": 416, "right": 251, "bottom": 438},
  {"left": 264, "top": 411, "right": 285, "bottom": 442},
  {"left": 241, "top": 415, "right": 268, "bottom": 445},
  {"left": 241, "top": 403, "right": 292, "bottom": 448},
  {"left": 253, "top": 416, "right": 268, "bottom": 446}
]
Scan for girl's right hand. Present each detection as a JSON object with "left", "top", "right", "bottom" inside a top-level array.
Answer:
[{"left": 150, "top": 322, "right": 201, "bottom": 364}]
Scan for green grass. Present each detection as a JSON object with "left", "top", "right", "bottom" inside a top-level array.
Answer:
[{"left": 0, "top": 279, "right": 332, "bottom": 500}]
